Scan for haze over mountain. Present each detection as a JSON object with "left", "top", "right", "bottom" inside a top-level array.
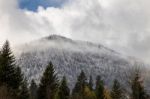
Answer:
[
  {"left": 1, "top": 0, "right": 150, "bottom": 98},
  {"left": 1, "top": 0, "right": 150, "bottom": 64},
  {"left": 15, "top": 35, "right": 150, "bottom": 92}
]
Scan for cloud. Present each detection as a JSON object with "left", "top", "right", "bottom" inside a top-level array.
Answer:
[{"left": 0, "top": 0, "right": 150, "bottom": 63}]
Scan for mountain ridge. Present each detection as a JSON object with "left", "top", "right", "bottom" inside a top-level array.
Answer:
[{"left": 15, "top": 35, "right": 149, "bottom": 91}]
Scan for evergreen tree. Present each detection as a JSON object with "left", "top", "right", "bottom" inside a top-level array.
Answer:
[
  {"left": 15, "top": 66, "right": 24, "bottom": 89},
  {"left": 111, "top": 79, "right": 123, "bottom": 99},
  {"left": 131, "top": 72, "right": 147, "bottom": 99},
  {"left": 88, "top": 75, "right": 93, "bottom": 91},
  {"left": 15, "top": 66, "right": 25, "bottom": 98},
  {"left": 72, "top": 70, "right": 87, "bottom": 94},
  {"left": 58, "top": 76, "right": 70, "bottom": 99},
  {"left": 95, "top": 75, "right": 101, "bottom": 90},
  {"left": 0, "top": 41, "right": 24, "bottom": 98},
  {"left": 38, "top": 62, "right": 59, "bottom": 99},
  {"left": 95, "top": 75, "right": 105, "bottom": 99},
  {"left": 72, "top": 70, "right": 87, "bottom": 99},
  {"left": 19, "top": 78, "right": 30, "bottom": 99},
  {"left": 30, "top": 79, "right": 37, "bottom": 99},
  {"left": 0, "top": 41, "right": 17, "bottom": 89}
]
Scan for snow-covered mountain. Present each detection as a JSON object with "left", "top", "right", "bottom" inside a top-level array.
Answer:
[{"left": 15, "top": 35, "right": 149, "bottom": 90}]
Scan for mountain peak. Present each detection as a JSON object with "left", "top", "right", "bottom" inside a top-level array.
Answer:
[
  {"left": 17, "top": 35, "right": 135, "bottom": 89},
  {"left": 45, "top": 34, "right": 73, "bottom": 42}
]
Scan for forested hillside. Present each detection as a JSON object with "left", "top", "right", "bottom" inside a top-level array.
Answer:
[
  {"left": 15, "top": 35, "right": 149, "bottom": 90},
  {"left": 0, "top": 39, "right": 149, "bottom": 99}
]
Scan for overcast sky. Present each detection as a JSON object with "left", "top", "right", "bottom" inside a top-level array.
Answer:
[{"left": 0, "top": 0, "right": 150, "bottom": 63}]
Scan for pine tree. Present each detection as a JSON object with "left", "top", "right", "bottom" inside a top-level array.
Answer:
[
  {"left": 111, "top": 79, "right": 123, "bottom": 99},
  {"left": 15, "top": 66, "right": 24, "bottom": 89},
  {"left": 58, "top": 76, "right": 70, "bottom": 99},
  {"left": 19, "top": 78, "right": 30, "bottom": 99},
  {"left": 131, "top": 72, "right": 147, "bottom": 99},
  {"left": 0, "top": 41, "right": 17, "bottom": 89},
  {"left": 88, "top": 75, "right": 93, "bottom": 91},
  {"left": 14, "top": 66, "right": 25, "bottom": 98},
  {"left": 95, "top": 75, "right": 101, "bottom": 90},
  {"left": 30, "top": 79, "right": 37, "bottom": 99},
  {"left": 72, "top": 70, "right": 87, "bottom": 99},
  {"left": 38, "top": 62, "right": 59, "bottom": 99},
  {"left": 95, "top": 75, "right": 105, "bottom": 99},
  {"left": 72, "top": 70, "right": 87, "bottom": 94},
  {"left": 0, "top": 41, "right": 24, "bottom": 98}
]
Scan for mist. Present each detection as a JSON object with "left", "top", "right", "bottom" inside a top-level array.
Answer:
[{"left": 0, "top": 0, "right": 150, "bottom": 63}]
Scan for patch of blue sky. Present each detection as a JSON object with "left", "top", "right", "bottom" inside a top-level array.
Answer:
[{"left": 19, "top": 0, "right": 67, "bottom": 11}]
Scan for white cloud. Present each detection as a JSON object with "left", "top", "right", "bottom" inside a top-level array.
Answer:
[{"left": 0, "top": 0, "right": 150, "bottom": 63}]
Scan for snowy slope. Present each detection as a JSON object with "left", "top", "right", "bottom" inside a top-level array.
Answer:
[{"left": 15, "top": 35, "right": 149, "bottom": 90}]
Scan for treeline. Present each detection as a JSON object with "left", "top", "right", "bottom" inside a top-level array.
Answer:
[{"left": 0, "top": 41, "right": 149, "bottom": 99}]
